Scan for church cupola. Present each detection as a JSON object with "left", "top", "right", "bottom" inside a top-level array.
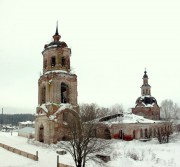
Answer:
[
  {"left": 42, "top": 23, "right": 70, "bottom": 74},
  {"left": 141, "top": 69, "right": 151, "bottom": 96}
]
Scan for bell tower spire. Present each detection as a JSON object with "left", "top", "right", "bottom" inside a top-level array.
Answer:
[
  {"left": 141, "top": 69, "right": 151, "bottom": 96},
  {"left": 53, "top": 21, "right": 61, "bottom": 42}
]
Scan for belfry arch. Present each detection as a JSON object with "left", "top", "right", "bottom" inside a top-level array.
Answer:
[
  {"left": 61, "top": 82, "right": 69, "bottom": 103},
  {"left": 39, "top": 124, "right": 44, "bottom": 142}
]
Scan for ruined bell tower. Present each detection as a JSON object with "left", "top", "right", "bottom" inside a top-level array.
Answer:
[{"left": 35, "top": 24, "right": 78, "bottom": 144}]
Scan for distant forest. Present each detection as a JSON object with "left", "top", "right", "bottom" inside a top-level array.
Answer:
[{"left": 0, "top": 114, "right": 35, "bottom": 126}]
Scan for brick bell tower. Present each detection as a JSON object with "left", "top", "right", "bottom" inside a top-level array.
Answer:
[{"left": 35, "top": 24, "right": 78, "bottom": 144}]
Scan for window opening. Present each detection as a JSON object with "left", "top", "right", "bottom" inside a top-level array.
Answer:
[
  {"left": 61, "top": 83, "right": 69, "bottom": 103},
  {"left": 51, "top": 56, "right": 56, "bottom": 67}
]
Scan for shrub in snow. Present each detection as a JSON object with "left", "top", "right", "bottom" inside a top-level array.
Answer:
[{"left": 127, "top": 150, "right": 139, "bottom": 161}]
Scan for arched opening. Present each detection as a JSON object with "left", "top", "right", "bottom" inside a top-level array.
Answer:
[
  {"left": 61, "top": 83, "right": 69, "bottom": 103},
  {"left": 104, "top": 128, "right": 111, "bottom": 139},
  {"left": 51, "top": 56, "right": 56, "bottom": 67},
  {"left": 41, "top": 86, "right": 46, "bottom": 104},
  {"left": 39, "top": 124, "right": 44, "bottom": 143},
  {"left": 133, "top": 130, "right": 136, "bottom": 139}
]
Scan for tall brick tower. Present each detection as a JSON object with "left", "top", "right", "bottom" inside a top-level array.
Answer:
[
  {"left": 35, "top": 24, "right": 78, "bottom": 144},
  {"left": 132, "top": 70, "right": 160, "bottom": 120}
]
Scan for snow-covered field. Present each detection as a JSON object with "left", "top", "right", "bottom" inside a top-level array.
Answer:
[{"left": 0, "top": 131, "right": 179, "bottom": 167}]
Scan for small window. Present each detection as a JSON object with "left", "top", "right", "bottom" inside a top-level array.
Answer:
[{"left": 51, "top": 56, "right": 56, "bottom": 67}]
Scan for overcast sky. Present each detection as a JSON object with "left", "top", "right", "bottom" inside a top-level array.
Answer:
[{"left": 0, "top": 0, "right": 180, "bottom": 114}]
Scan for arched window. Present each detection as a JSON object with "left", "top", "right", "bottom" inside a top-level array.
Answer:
[
  {"left": 51, "top": 56, "right": 56, "bottom": 67},
  {"left": 41, "top": 86, "right": 46, "bottom": 104},
  {"left": 61, "top": 83, "right": 69, "bottom": 103}
]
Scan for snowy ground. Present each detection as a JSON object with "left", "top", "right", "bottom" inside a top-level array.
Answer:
[{"left": 0, "top": 131, "right": 180, "bottom": 167}]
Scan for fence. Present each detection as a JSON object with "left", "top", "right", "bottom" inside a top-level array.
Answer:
[
  {"left": 0, "top": 143, "right": 38, "bottom": 161},
  {"left": 57, "top": 155, "right": 74, "bottom": 167}
]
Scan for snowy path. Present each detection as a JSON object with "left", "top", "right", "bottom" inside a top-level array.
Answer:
[{"left": 0, "top": 132, "right": 74, "bottom": 167}]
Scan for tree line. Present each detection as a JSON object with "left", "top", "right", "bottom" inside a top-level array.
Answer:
[{"left": 0, "top": 114, "right": 35, "bottom": 126}]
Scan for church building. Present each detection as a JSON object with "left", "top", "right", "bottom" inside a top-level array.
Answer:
[
  {"left": 35, "top": 25, "right": 78, "bottom": 144},
  {"left": 132, "top": 70, "right": 160, "bottom": 120}
]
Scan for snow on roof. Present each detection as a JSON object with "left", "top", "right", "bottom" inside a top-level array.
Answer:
[
  {"left": 38, "top": 102, "right": 75, "bottom": 120},
  {"left": 98, "top": 113, "right": 161, "bottom": 125},
  {"left": 44, "top": 70, "right": 68, "bottom": 75},
  {"left": 49, "top": 103, "right": 74, "bottom": 121}
]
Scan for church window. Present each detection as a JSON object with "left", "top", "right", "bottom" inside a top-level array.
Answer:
[
  {"left": 41, "top": 86, "right": 46, "bottom": 104},
  {"left": 61, "top": 83, "right": 69, "bottom": 103},
  {"left": 51, "top": 56, "right": 56, "bottom": 67},
  {"left": 62, "top": 57, "right": 65, "bottom": 66}
]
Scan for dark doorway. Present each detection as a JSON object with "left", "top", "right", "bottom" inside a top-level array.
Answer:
[{"left": 39, "top": 124, "right": 44, "bottom": 142}]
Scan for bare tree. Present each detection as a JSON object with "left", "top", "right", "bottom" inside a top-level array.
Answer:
[
  {"left": 108, "top": 104, "right": 124, "bottom": 115},
  {"left": 156, "top": 122, "right": 173, "bottom": 144},
  {"left": 79, "top": 103, "right": 108, "bottom": 122},
  {"left": 58, "top": 111, "right": 110, "bottom": 167},
  {"left": 160, "top": 99, "right": 180, "bottom": 120}
]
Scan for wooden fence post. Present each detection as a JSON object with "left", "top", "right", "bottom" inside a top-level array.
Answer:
[
  {"left": 36, "top": 151, "right": 38, "bottom": 161},
  {"left": 57, "top": 155, "right": 59, "bottom": 167}
]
